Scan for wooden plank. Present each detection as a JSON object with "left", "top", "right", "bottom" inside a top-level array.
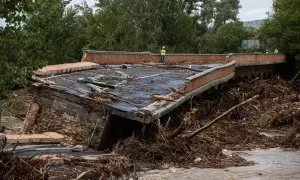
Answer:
[{"left": 5, "top": 132, "right": 64, "bottom": 144}]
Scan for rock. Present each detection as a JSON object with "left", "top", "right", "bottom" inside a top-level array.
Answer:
[
  {"left": 194, "top": 157, "right": 202, "bottom": 163},
  {"left": 222, "top": 149, "right": 233, "bottom": 157},
  {"left": 169, "top": 167, "right": 177, "bottom": 173},
  {"left": 161, "top": 163, "right": 170, "bottom": 169}
]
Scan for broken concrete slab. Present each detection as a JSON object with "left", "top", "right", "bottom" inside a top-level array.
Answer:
[
  {"left": 35, "top": 62, "right": 99, "bottom": 76},
  {"left": 29, "top": 51, "right": 287, "bottom": 149},
  {"left": 32, "top": 62, "right": 233, "bottom": 122},
  {"left": 29, "top": 62, "right": 237, "bottom": 148}
]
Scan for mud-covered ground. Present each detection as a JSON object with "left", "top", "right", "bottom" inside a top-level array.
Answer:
[{"left": 1, "top": 77, "right": 299, "bottom": 179}]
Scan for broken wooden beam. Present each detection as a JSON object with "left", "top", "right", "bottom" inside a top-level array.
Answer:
[
  {"left": 20, "top": 103, "right": 40, "bottom": 134},
  {"left": 150, "top": 94, "right": 175, "bottom": 101},
  {"left": 5, "top": 132, "right": 64, "bottom": 144}
]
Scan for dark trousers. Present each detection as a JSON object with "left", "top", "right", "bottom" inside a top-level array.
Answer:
[{"left": 160, "top": 55, "right": 166, "bottom": 63}]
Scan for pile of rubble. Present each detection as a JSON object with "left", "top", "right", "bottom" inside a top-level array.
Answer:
[
  {"left": 115, "top": 77, "right": 300, "bottom": 169},
  {"left": 0, "top": 132, "right": 137, "bottom": 179},
  {"left": 0, "top": 77, "right": 299, "bottom": 179}
]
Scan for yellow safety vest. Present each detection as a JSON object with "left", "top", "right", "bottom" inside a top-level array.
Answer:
[{"left": 160, "top": 49, "right": 166, "bottom": 56}]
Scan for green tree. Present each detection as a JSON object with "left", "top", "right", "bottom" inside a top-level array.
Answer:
[
  {"left": 0, "top": 0, "right": 40, "bottom": 99},
  {"left": 199, "top": 22, "right": 249, "bottom": 53},
  {"left": 214, "top": 0, "right": 240, "bottom": 28},
  {"left": 0, "top": 0, "right": 40, "bottom": 125},
  {"left": 0, "top": 0, "right": 87, "bottom": 122},
  {"left": 0, "top": 0, "right": 34, "bottom": 25},
  {"left": 214, "top": 22, "right": 249, "bottom": 53},
  {"left": 197, "top": 29, "right": 217, "bottom": 53},
  {"left": 195, "top": 0, "right": 243, "bottom": 53},
  {"left": 260, "top": 0, "right": 300, "bottom": 56},
  {"left": 23, "top": 0, "right": 87, "bottom": 64},
  {"left": 184, "top": 0, "right": 216, "bottom": 37},
  {"left": 85, "top": 0, "right": 197, "bottom": 53}
]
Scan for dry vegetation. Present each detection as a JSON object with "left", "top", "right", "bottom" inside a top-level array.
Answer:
[
  {"left": 1, "top": 77, "right": 299, "bottom": 179},
  {"left": 0, "top": 153, "right": 48, "bottom": 179},
  {"left": 116, "top": 77, "right": 300, "bottom": 169}
]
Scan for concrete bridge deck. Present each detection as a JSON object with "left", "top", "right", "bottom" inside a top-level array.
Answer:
[
  {"left": 34, "top": 62, "right": 234, "bottom": 123},
  {"left": 29, "top": 52, "right": 286, "bottom": 148}
]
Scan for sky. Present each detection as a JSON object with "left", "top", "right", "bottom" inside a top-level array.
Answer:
[
  {"left": 0, "top": 0, "right": 273, "bottom": 27},
  {"left": 239, "top": 0, "right": 273, "bottom": 21},
  {"left": 71, "top": 0, "right": 274, "bottom": 21}
]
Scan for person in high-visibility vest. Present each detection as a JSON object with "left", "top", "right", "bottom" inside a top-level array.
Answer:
[{"left": 160, "top": 46, "right": 166, "bottom": 63}]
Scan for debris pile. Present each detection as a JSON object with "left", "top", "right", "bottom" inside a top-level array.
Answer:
[
  {"left": 0, "top": 153, "right": 48, "bottom": 179},
  {"left": 48, "top": 155, "right": 138, "bottom": 179},
  {"left": 0, "top": 131, "right": 137, "bottom": 179},
  {"left": 1, "top": 77, "right": 299, "bottom": 179},
  {"left": 0, "top": 150, "right": 137, "bottom": 179},
  {"left": 115, "top": 78, "right": 300, "bottom": 169}
]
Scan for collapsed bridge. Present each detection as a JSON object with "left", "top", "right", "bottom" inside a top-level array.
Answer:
[{"left": 28, "top": 51, "right": 285, "bottom": 149}]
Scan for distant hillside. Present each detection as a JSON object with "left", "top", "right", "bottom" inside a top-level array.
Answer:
[{"left": 243, "top": 20, "right": 263, "bottom": 29}]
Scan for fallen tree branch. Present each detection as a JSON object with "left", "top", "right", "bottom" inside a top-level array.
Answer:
[
  {"left": 290, "top": 71, "right": 300, "bottom": 83},
  {"left": 167, "top": 120, "right": 186, "bottom": 139},
  {"left": 87, "top": 118, "right": 101, "bottom": 148},
  {"left": 186, "top": 95, "right": 260, "bottom": 140},
  {"left": 167, "top": 108, "right": 198, "bottom": 139},
  {"left": 76, "top": 170, "right": 91, "bottom": 180},
  {"left": 18, "top": 156, "right": 46, "bottom": 178}
]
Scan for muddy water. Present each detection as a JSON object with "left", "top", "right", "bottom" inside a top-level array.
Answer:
[{"left": 139, "top": 148, "right": 300, "bottom": 180}]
